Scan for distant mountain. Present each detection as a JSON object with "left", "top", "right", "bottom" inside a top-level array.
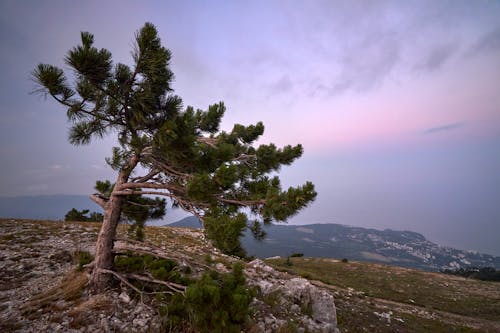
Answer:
[
  {"left": 169, "top": 216, "right": 500, "bottom": 271},
  {"left": 168, "top": 216, "right": 203, "bottom": 228},
  {"left": 0, "top": 195, "right": 102, "bottom": 220}
]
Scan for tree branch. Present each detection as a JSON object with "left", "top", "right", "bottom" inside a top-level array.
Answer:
[
  {"left": 176, "top": 199, "right": 205, "bottom": 224},
  {"left": 113, "top": 190, "right": 176, "bottom": 199},
  {"left": 90, "top": 193, "right": 108, "bottom": 208},
  {"left": 217, "top": 197, "right": 266, "bottom": 206},
  {"left": 233, "top": 154, "right": 256, "bottom": 162},
  {"left": 130, "top": 169, "right": 159, "bottom": 183},
  {"left": 125, "top": 200, "right": 159, "bottom": 208},
  {"left": 118, "top": 182, "right": 185, "bottom": 193},
  {"left": 197, "top": 136, "right": 218, "bottom": 147},
  {"left": 140, "top": 154, "right": 190, "bottom": 179},
  {"left": 51, "top": 94, "right": 118, "bottom": 125}
]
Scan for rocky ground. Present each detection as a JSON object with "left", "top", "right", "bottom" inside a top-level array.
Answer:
[{"left": 0, "top": 219, "right": 340, "bottom": 332}]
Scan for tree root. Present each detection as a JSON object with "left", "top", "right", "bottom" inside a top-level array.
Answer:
[
  {"left": 98, "top": 268, "right": 186, "bottom": 299},
  {"left": 124, "top": 272, "right": 186, "bottom": 293}
]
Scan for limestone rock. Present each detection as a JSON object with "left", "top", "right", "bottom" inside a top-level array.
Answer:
[{"left": 246, "top": 259, "right": 340, "bottom": 333}]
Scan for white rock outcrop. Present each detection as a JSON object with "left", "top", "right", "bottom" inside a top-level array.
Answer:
[{"left": 246, "top": 259, "right": 340, "bottom": 333}]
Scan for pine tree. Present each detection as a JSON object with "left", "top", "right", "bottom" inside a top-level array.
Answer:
[
  {"left": 64, "top": 208, "right": 103, "bottom": 222},
  {"left": 33, "top": 23, "right": 316, "bottom": 292}
]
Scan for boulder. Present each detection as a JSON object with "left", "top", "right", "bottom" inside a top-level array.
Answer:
[{"left": 246, "top": 259, "right": 340, "bottom": 333}]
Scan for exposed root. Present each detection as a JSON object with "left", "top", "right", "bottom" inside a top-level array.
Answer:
[
  {"left": 125, "top": 272, "right": 186, "bottom": 294},
  {"left": 98, "top": 268, "right": 145, "bottom": 298},
  {"left": 98, "top": 268, "right": 186, "bottom": 299}
]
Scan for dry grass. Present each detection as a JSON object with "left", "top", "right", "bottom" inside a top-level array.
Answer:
[
  {"left": 20, "top": 270, "right": 88, "bottom": 317},
  {"left": 267, "top": 257, "right": 500, "bottom": 332}
]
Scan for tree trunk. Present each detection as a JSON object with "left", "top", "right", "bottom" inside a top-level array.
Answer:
[{"left": 89, "top": 155, "right": 138, "bottom": 293}]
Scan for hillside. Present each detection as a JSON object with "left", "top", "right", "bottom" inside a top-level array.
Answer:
[
  {"left": 171, "top": 217, "right": 500, "bottom": 272},
  {"left": 0, "top": 219, "right": 339, "bottom": 333},
  {"left": 1, "top": 218, "right": 499, "bottom": 332},
  {"left": 267, "top": 257, "right": 500, "bottom": 332}
]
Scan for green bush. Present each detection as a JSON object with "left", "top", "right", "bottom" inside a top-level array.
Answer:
[
  {"left": 204, "top": 213, "right": 247, "bottom": 257},
  {"left": 75, "top": 251, "right": 94, "bottom": 271},
  {"left": 65, "top": 208, "right": 103, "bottom": 222},
  {"left": 114, "top": 254, "right": 192, "bottom": 286},
  {"left": 164, "top": 263, "right": 254, "bottom": 333}
]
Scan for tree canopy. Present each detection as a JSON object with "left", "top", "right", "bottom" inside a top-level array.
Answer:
[{"left": 33, "top": 22, "right": 316, "bottom": 289}]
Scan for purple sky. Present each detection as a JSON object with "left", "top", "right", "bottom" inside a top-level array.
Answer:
[{"left": 1, "top": 1, "right": 499, "bottom": 254}]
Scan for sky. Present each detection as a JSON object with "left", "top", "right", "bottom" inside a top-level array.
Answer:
[{"left": 0, "top": 0, "right": 499, "bottom": 254}]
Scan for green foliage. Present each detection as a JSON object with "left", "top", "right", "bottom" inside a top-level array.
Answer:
[
  {"left": 33, "top": 22, "right": 317, "bottom": 258},
  {"left": 75, "top": 251, "right": 94, "bottom": 271},
  {"left": 64, "top": 208, "right": 103, "bottom": 222},
  {"left": 204, "top": 254, "right": 215, "bottom": 265},
  {"left": 290, "top": 253, "right": 304, "bottom": 258},
  {"left": 114, "top": 254, "right": 190, "bottom": 285},
  {"left": 204, "top": 213, "right": 247, "bottom": 257},
  {"left": 121, "top": 194, "right": 166, "bottom": 241},
  {"left": 164, "top": 263, "right": 254, "bottom": 333}
]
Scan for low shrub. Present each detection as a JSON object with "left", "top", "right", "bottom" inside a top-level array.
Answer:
[
  {"left": 163, "top": 263, "right": 254, "bottom": 333},
  {"left": 114, "top": 254, "right": 191, "bottom": 285},
  {"left": 75, "top": 251, "right": 94, "bottom": 271}
]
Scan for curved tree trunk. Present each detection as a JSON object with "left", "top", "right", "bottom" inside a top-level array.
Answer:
[
  {"left": 89, "top": 193, "right": 123, "bottom": 293},
  {"left": 89, "top": 155, "right": 138, "bottom": 293}
]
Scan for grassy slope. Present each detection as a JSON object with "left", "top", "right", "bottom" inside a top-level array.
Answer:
[{"left": 267, "top": 257, "right": 500, "bottom": 333}]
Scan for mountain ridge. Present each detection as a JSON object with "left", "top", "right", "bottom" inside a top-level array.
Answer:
[{"left": 169, "top": 216, "right": 500, "bottom": 272}]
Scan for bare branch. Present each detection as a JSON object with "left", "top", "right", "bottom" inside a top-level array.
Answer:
[
  {"left": 217, "top": 197, "right": 266, "bottom": 206},
  {"left": 124, "top": 272, "right": 186, "bottom": 293},
  {"left": 233, "top": 154, "right": 256, "bottom": 162},
  {"left": 90, "top": 193, "right": 108, "bottom": 208},
  {"left": 125, "top": 200, "right": 159, "bottom": 208},
  {"left": 197, "top": 136, "right": 218, "bottom": 147},
  {"left": 130, "top": 169, "right": 159, "bottom": 183},
  {"left": 176, "top": 199, "right": 205, "bottom": 224},
  {"left": 142, "top": 156, "right": 190, "bottom": 179},
  {"left": 118, "top": 182, "right": 184, "bottom": 193},
  {"left": 113, "top": 190, "right": 176, "bottom": 199}
]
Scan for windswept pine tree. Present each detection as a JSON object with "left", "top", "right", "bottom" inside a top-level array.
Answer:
[{"left": 33, "top": 23, "right": 316, "bottom": 292}]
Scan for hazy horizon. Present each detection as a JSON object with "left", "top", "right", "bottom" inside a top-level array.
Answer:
[
  {"left": 1, "top": 2, "right": 499, "bottom": 255},
  {"left": 1, "top": 193, "right": 499, "bottom": 257}
]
